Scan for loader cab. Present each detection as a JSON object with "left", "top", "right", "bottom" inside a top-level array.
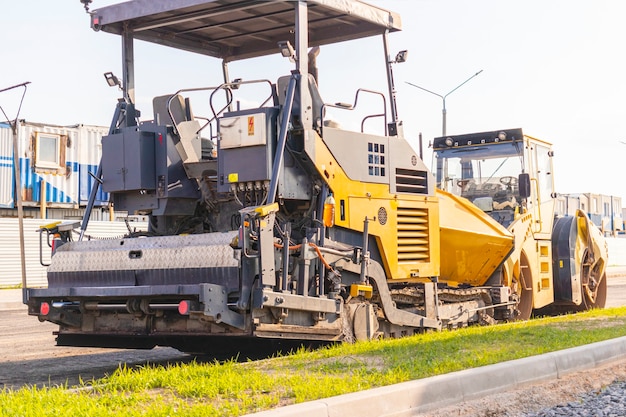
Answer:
[{"left": 432, "top": 128, "right": 555, "bottom": 234}]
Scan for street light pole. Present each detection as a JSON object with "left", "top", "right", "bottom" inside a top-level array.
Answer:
[
  {"left": 0, "top": 81, "right": 30, "bottom": 302},
  {"left": 406, "top": 69, "right": 483, "bottom": 136}
]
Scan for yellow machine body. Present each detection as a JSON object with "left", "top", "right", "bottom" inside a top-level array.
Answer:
[
  {"left": 437, "top": 189, "right": 514, "bottom": 287},
  {"left": 306, "top": 127, "right": 517, "bottom": 287},
  {"left": 306, "top": 128, "right": 441, "bottom": 280}
]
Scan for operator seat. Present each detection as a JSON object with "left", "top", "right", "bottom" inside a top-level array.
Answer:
[
  {"left": 153, "top": 94, "right": 215, "bottom": 161},
  {"left": 153, "top": 94, "right": 192, "bottom": 126}
]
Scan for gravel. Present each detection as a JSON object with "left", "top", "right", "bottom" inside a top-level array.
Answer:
[
  {"left": 525, "top": 380, "right": 626, "bottom": 417},
  {"left": 423, "top": 360, "right": 626, "bottom": 417}
]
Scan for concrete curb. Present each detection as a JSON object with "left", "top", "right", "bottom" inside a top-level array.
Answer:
[{"left": 242, "top": 336, "right": 626, "bottom": 417}]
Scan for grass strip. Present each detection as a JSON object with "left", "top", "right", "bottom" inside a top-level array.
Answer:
[{"left": 1, "top": 307, "right": 626, "bottom": 416}]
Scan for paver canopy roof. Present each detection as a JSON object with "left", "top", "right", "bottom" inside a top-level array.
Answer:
[{"left": 91, "top": 0, "right": 402, "bottom": 62}]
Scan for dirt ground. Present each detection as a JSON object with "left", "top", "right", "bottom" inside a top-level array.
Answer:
[
  {"left": 0, "top": 308, "right": 188, "bottom": 388},
  {"left": 420, "top": 359, "right": 626, "bottom": 417}
]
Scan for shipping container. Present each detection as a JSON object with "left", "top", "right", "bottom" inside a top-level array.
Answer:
[
  {"left": 3, "top": 121, "right": 110, "bottom": 214},
  {"left": 0, "top": 123, "right": 13, "bottom": 208}
]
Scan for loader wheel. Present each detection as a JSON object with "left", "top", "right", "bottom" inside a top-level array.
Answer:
[
  {"left": 516, "top": 284, "right": 533, "bottom": 321},
  {"left": 579, "top": 248, "right": 607, "bottom": 310},
  {"left": 514, "top": 252, "right": 533, "bottom": 321},
  {"left": 585, "top": 273, "right": 607, "bottom": 309},
  {"left": 574, "top": 245, "right": 606, "bottom": 311}
]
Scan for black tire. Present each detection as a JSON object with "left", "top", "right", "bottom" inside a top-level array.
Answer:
[{"left": 552, "top": 215, "right": 607, "bottom": 312}]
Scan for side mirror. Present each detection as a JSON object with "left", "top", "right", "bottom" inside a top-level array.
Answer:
[{"left": 518, "top": 173, "right": 531, "bottom": 199}]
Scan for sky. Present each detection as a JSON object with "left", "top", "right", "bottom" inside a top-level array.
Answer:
[{"left": 1, "top": 1, "right": 625, "bottom": 201}]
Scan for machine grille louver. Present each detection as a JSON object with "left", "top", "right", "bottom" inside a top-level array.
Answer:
[
  {"left": 396, "top": 205, "right": 430, "bottom": 262},
  {"left": 395, "top": 168, "right": 428, "bottom": 194}
]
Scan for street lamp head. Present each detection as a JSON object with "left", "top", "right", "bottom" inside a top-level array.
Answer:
[{"left": 405, "top": 69, "right": 484, "bottom": 137}]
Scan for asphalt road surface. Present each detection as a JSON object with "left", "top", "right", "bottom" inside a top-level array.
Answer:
[
  {"left": 0, "top": 310, "right": 190, "bottom": 388},
  {"left": 1, "top": 270, "right": 625, "bottom": 389},
  {"left": 606, "top": 268, "right": 626, "bottom": 308}
]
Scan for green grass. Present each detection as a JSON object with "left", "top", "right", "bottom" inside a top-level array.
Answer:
[{"left": 2, "top": 307, "right": 626, "bottom": 416}]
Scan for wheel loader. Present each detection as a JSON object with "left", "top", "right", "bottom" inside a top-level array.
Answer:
[
  {"left": 432, "top": 129, "right": 608, "bottom": 319},
  {"left": 26, "top": 0, "right": 607, "bottom": 352}
]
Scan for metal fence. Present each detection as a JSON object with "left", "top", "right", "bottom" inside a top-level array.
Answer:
[{"left": 0, "top": 218, "right": 147, "bottom": 287}]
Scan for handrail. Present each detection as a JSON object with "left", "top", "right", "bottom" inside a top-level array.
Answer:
[
  {"left": 321, "top": 88, "right": 387, "bottom": 135},
  {"left": 166, "top": 79, "right": 274, "bottom": 137}
]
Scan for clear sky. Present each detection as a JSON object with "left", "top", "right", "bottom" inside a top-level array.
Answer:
[{"left": 1, "top": 1, "right": 625, "bottom": 200}]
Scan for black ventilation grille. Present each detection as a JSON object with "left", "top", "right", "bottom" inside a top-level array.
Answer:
[{"left": 395, "top": 168, "right": 428, "bottom": 194}]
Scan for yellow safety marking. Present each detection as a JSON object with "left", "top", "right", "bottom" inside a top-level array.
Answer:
[
  {"left": 255, "top": 202, "right": 279, "bottom": 216},
  {"left": 350, "top": 284, "right": 373, "bottom": 299},
  {"left": 228, "top": 173, "right": 239, "bottom": 183},
  {"left": 40, "top": 221, "right": 61, "bottom": 230}
]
